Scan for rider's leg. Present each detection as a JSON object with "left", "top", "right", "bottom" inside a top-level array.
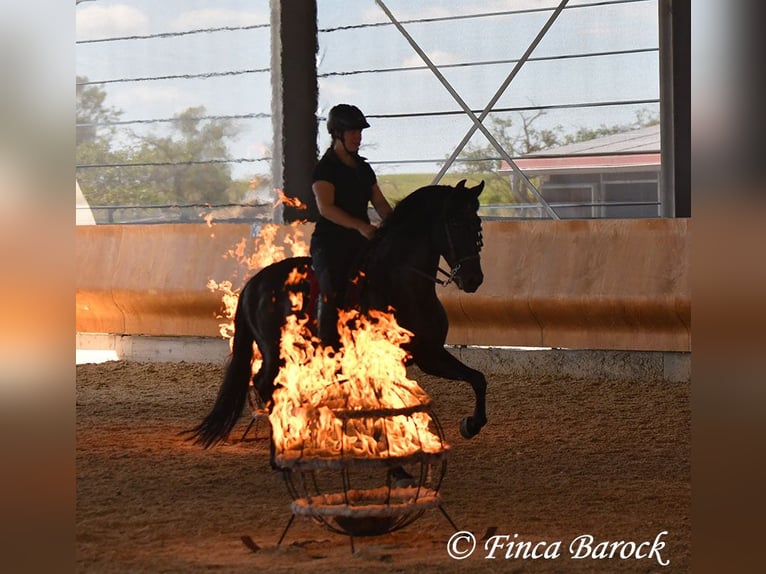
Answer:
[
  {"left": 311, "top": 243, "right": 342, "bottom": 350},
  {"left": 316, "top": 294, "right": 341, "bottom": 350}
]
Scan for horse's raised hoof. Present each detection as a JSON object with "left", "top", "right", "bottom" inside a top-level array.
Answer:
[{"left": 459, "top": 417, "right": 482, "bottom": 439}]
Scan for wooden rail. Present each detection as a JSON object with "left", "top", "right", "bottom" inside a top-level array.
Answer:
[{"left": 76, "top": 219, "right": 689, "bottom": 352}]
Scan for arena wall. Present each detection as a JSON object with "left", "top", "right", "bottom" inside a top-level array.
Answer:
[{"left": 76, "top": 219, "right": 690, "bottom": 352}]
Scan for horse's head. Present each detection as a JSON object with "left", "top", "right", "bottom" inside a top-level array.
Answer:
[{"left": 440, "top": 179, "right": 485, "bottom": 293}]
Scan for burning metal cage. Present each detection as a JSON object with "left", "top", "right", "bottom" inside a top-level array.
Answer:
[{"left": 274, "top": 402, "right": 456, "bottom": 545}]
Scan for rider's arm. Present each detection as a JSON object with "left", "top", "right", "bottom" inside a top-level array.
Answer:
[
  {"left": 370, "top": 183, "right": 393, "bottom": 222},
  {"left": 313, "top": 180, "right": 376, "bottom": 239}
]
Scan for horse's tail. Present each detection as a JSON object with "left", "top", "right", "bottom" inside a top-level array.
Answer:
[{"left": 186, "top": 285, "right": 255, "bottom": 448}]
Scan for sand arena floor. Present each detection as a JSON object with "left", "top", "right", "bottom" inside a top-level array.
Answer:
[{"left": 76, "top": 360, "right": 690, "bottom": 573}]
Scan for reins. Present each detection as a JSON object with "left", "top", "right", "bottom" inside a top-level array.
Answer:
[{"left": 407, "top": 263, "right": 460, "bottom": 286}]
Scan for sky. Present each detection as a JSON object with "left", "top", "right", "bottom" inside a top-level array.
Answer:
[{"left": 75, "top": 0, "right": 660, "bottom": 180}]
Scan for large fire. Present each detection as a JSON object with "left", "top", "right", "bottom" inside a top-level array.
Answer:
[
  {"left": 206, "top": 218, "right": 310, "bottom": 356},
  {"left": 205, "top": 189, "right": 446, "bottom": 468},
  {"left": 205, "top": 188, "right": 311, "bottom": 348},
  {"left": 271, "top": 304, "right": 451, "bottom": 540},
  {"left": 269, "top": 307, "right": 447, "bottom": 466}
]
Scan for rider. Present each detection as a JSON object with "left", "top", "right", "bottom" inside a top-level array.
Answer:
[{"left": 310, "top": 104, "right": 393, "bottom": 350}]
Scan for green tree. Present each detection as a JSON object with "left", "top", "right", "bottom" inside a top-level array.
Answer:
[
  {"left": 76, "top": 77, "right": 135, "bottom": 216},
  {"left": 561, "top": 110, "right": 659, "bottom": 145},
  {"left": 458, "top": 112, "right": 559, "bottom": 203},
  {"left": 76, "top": 78, "right": 247, "bottom": 220},
  {"left": 76, "top": 76, "right": 123, "bottom": 146},
  {"left": 128, "top": 106, "right": 239, "bottom": 206}
]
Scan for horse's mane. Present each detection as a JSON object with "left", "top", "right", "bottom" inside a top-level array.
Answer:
[
  {"left": 357, "top": 185, "right": 452, "bottom": 276},
  {"left": 375, "top": 185, "right": 451, "bottom": 240}
]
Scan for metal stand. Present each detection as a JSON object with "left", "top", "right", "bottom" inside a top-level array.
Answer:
[
  {"left": 239, "top": 411, "right": 266, "bottom": 441},
  {"left": 275, "top": 503, "right": 459, "bottom": 554},
  {"left": 438, "top": 503, "right": 460, "bottom": 532},
  {"left": 276, "top": 514, "right": 295, "bottom": 546},
  {"left": 240, "top": 390, "right": 269, "bottom": 441}
]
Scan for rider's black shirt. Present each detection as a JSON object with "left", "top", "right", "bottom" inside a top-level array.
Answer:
[{"left": 311, "top": 147, "right": 376, "bottom": 246}]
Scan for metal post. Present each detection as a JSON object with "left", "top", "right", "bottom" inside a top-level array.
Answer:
[
  {"left": 658, "top": 0, "right": 675, "bottom": 217},
  {"left": 270, "top": 0, "right": 320, "bottom": 223},
  {"left": 659, "top": 0, "right": 690, "bottom": 218}
]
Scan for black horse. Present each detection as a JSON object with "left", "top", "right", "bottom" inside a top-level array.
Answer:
[{"left": 189, "top": 179, "right": 488, "bottom": 448}]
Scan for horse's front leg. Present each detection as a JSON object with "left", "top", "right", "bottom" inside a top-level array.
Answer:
[{"left": 414, "top": 347, "right": 488, "bottom": 438}]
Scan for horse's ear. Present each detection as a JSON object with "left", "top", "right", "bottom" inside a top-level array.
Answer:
[
  {"left": 455, "top": 179, "right": 467, "bottom": 190},
  {"left": 471, "top": 180, "right": 485, "bottom": 198}
]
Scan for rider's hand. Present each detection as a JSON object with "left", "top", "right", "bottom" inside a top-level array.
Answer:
[{"left": 357, "top": 222, "right": 377, "bottom": 240}]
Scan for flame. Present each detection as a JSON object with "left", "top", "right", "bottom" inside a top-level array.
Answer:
[
  {"left": 285, "top": 267, "right": 308, "bottom": 312},
  {"left": 207, "top": 221, "right": 310, "bottom": 352},
  {"left": 275, "top": 188, "right": 307, "bottom": 210},
  {"left": 198, "top": 204, "right": 216, "bottom": 234},
  {"left": 269, "top": 308, "right": 447, "bottom": 465},
  {"left": 206, "top": 215, "right": 446, "bottom": 464},
  {"left": 224, "top": 223, "right": 310, "bottom": 273},
  {"left": 205, "top": 279, "right": 239, "bottom": 341}
]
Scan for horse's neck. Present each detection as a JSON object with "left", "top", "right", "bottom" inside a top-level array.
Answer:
[
  {"left": 367, "top": 229, "right": 440, "bottom": 284},
  {"left": 405, "top": 242, "right": 440, "bottom": 276}
]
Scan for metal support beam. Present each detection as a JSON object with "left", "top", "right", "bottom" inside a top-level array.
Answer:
[
  {"left": 434, "top": 1, "right": 569, "bottom": 185},
  {"left": 659, "top": 0, "right": 690, "bottom": 217},
  {"left": 270, "top": 0, "right": 319, "bottom": 223},
  {"left": 375, "top": 0, "right": 561, "bottom": 219}
]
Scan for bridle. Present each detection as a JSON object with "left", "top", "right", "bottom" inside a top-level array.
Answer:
[{"left": 408, "top": 212, "right": 483, "bottom": 287}]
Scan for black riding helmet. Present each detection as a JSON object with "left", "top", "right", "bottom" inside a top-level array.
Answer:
[{"left": 327, "top": 104, "right": 370, "bottom": 135}]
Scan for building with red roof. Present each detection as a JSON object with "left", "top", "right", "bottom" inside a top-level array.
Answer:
[{"left": 498, "top": 124, "right": 661, "bottom": 219}]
